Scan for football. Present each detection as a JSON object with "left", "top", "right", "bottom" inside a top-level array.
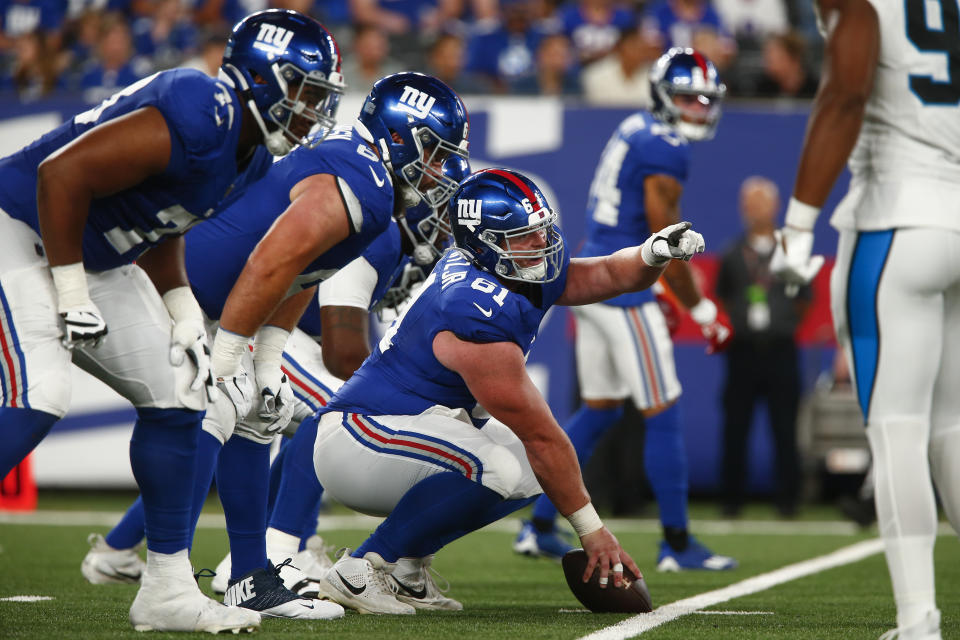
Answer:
[{"left": 561, "top": 549, "right": 653, "bottom": 613}]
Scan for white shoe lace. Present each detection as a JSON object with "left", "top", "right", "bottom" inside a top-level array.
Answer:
[{"left": 422, "top": 558, "right": 451, "bottom": 595}]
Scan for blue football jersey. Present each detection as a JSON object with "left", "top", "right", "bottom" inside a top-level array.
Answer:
[
  {"left": 325, "top": 246, "right": 569, "bottom": 422},
  {"left": 186, "top": 124, "right": 395, "bottom": 320},
  {"left": 0, "top": 69, "right": 272, "bottom": 272},
  {"left": 581, "top": 111, "right": 689, "bottom": 307},
  {"left": 297, "top": 222, "right": 408, "bottom": 340}
]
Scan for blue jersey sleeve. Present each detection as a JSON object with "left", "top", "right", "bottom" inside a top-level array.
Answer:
[
  {"left": 629, "top": 129, "right": 690, "bottom": 183},
  {"left": 157, "top": 72, "right": 237, "bottom": 178}
]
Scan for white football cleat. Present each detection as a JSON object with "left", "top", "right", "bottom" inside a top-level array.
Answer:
[
  {"left": 319, "top": 550, "right": 415, "bottom": 615},
  {"left": 391, "top": 555, "right": 462, "bottom": 611},
  {"left": 211, "top": 552, "right": 231, "bottom": 595},
  {"left": 81, "top": 533, "right": 145, "bottom": 585},
  {"left": 224, "top": 560, "right": 345, "bottom": 620},
  {"left": 129, "top": 553, "right": 260, "bottom": 633},
  {"left": 879, "top": 609, "right": 942, "bottom": 640}
]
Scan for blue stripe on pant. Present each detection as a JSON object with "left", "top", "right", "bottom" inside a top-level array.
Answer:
[{"left": 846, "top": 230, "right": 895, "bottom": 422}]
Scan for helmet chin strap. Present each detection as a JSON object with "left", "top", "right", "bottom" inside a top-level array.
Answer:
[
  {"left": 515, "top": 260, "right": 546, "bottom": 281},
  {"left": 243, "top": 95, "right": 294, "bottom": 156},
  {"left": 411, "top": 243, "right": 434, "bottom": 266}
]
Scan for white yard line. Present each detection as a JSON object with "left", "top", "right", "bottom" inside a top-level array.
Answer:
[{"left": 577, "top": 538, "right": 885, "bottom": 640}]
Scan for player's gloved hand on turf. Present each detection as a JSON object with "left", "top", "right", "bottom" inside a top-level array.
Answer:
[
  {"left": 690, "top": 297, "right": 733, "bottom": 354},
  {"left": 580, "top": 527, "right": 642, "bottom": 590},
  {"left": 771, "top": 198, "right": 825, "bottom": 298},
  {"left": 641, "top": 221, "right": 705, "bottom": 267},
  {"left": 51, "top": 262, "right": 108, "bottom": 349},
  {"left": 252, "top": 326, "right": 294, "bottom": 434}
]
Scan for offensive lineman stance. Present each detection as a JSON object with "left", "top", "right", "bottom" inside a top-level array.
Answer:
[
  {"left": 308, "top": 168, "right": 706, "bottom": 614},
  {"left": 514, "top": 48, "right": 736, "bottom": 571},
  {"left": 0, "top": 9, "right": 342, "bottom": 632},
  {"left": 771, "top": 0, "right": 959, "bottom": 637}
]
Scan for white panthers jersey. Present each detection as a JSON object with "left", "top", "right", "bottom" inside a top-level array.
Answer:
[{"left": 831, "top": 0, "right": 960, "bottom": 231}]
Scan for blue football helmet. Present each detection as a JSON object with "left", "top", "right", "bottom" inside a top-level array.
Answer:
[
  {"left": 221, "top": 9, "right": 345, "bottom": 156},
  {"left": 399, "top": 155, "right": 471, "bottom": 265},
  {"left": 356, "top": 72, "right": 469, "bottom": 208},
  {"left": 650, "top": 47, "right": 725, "bottom": 141},
  {"left": 450, "top": 168, "right": 564, "bottom": 284}
]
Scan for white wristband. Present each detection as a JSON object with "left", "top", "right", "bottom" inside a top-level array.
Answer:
[
  {"left": 211, "top": 328, "right": 250, "bottom": 378},
  {"left": 566, "top": 502, "right": 604, "bottom": 538},
  {"left": 253, "top": 325, "right": 290, "bottom": 368},
  {"left": 689, "top": 297, "right": 717, "bottom": 326},
  {"left": 784, "top": 197, "right": 821, "bottom": 231},
  {"left": 50, "top": 262, "right": 93, "bottom": 311},
  {"left": 161, "top": 286, "right": 203, "bottom": 326}
]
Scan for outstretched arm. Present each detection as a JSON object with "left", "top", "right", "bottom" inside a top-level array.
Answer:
[{"left": 433, "top": 331, "right": 642, "bottom": 586}]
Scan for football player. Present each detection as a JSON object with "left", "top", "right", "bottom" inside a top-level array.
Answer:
[
  {"left": 81, "top": 75, "right": 469, "bottom": 620},
  {"left": 307, "top": 168, "right": 706, "bottom": 614},
  {"left": 0, "top": 9, "right": 343, "bottom": 633},
  {"left": 514, "top": 47, "right": 736, "bottom": 572},
  {"left": 771, "top": 0, "right": 959, "bottom": 637}
]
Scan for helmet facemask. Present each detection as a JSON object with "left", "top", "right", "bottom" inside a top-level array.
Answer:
[
  {"left": 264, "top": 62, "right": 343, "bottom": 154},
  {"left": 477, "top": 210, "right": 564, "bottom": 284},
  {"left": 399, "top": 126, "right": 469, "bottom": 208},
  {"left": 656, "top": 83, "right": 724, "bottom": 141}
]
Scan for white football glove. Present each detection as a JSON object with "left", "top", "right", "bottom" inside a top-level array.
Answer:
[
  {"left": 51, "top": 263, "right": 108, "bottom": 350},
  {"left": 641, "top": 221, "right": 706, "bottom": 267},
  {"left": 770, "top": 227, "right": 824, "bottom": 297},
  {"left": 169, "top": 320, "right": 217, "bottom": 403},
  {"left": 216, "top": 372, "right": 255, "bottom": 421},
  {"left": 255, "top": 367, "right": 295, "bottom": 434}
]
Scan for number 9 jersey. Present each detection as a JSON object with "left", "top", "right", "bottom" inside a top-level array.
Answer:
[
  {"left": 831, "top": 0, "right": 960, "bottom": 232},
  {"left": 324, "top": 246, "right": 569, "bottom": 423}
]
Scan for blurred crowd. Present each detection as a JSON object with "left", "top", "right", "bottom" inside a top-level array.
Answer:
[{"left": 0, "top": 0, "right": 823, "bottom": 103}]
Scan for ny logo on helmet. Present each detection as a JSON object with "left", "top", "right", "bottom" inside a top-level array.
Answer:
[
  {"left": 398, "top": 86, "right": 437, "bottom": 119},
  {"left": 457, "top": 199, "right": 482, "bottom": 232},
  {"left": 254, "top": 24, "right": 294, "bottom": 59}
]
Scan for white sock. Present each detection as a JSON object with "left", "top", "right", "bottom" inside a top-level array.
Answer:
[
  {"left": 145, "top": 549, "right": 192, "bottom": 581},
  {"left": 265, "top": 528, "right": 300, "bottom": 561}
]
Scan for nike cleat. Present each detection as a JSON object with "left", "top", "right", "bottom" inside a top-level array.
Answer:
[
  {"left": 656, "top": 537, "right": 737, "bottom": 572},
  {"left": 512, "top": 520, "right": 574, "bottom": 561},
  {"left": 224, "top": 560, "right": 344, "bottom": 620},
  {"left": 81, "top": 533, "right": 145, "bottom": 585},
  {"left": 391, "top": 555, "right": 462, "bottom": 611},
  {"left": 319, "top": 549, "right": 415, "bottom": 615}
]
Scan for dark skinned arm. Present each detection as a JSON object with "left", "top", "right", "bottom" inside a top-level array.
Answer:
[
  {"left": 320, "top": 306, "right": 371, "bottom": 380},
  {"left": 644, "top": 173, "right": 703, "bottom": 309},
  {"left": 792, "top": 0, "right": 879, "bottom": 209},
  {"left": 218, "top": 173, "right": 352, "bottom": 338},
  {"left": 136, "top": 234, "right": 189, "bottom": 297},
  {"left": 263, "top": 287, "right": 316, "bottom": 333},
  {"left": 37, "top": 107, "right": 171, "bottom": 267}
]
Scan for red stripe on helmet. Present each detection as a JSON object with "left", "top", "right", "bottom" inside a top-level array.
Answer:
[
  {"left": 692, "top": 50, "right": 709, "bottom": 79},
  {"left": 483, "top": 169, "right": 541, "bottom": 212}
]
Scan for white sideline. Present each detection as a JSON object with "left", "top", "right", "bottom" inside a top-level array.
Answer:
[{"left": 577, "top": 538, "right": 885, "bottom": 640}]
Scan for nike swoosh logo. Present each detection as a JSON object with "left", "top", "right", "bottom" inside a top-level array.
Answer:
[
  {"left": 368, "top": 166, "right": 386, "bottom": 187},
  {"left": 106, "top": 568, "right": 141, "bottom": 581},
  {"left": 336, "top": 571, "right": 366, "bottom": 595},
  {"left": 473, "top": 303, "right": 493, "bottom": 317},
  {"left": 297, "top": 601, "right": 315, "bottom": 609},
  {"left": 393, "top": 580, "right": 427, "bottom": 600}
]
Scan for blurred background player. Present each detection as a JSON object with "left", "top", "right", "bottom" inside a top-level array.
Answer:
[
  {"left": 81, "top": 74, "right": 468, "bottom": 619},
  {"left": 513, "top": 47, "right": 736, "bottom": 572},
  {"left": 715, "top": 176, "right": 810, "bottom": 518},
  {"left": 771, "top": 0, "right": 960, "bottom": 637},
  {"left": 308, "top": 168, "right": 705, "bottom": 614},
  {"left": 0, "top": 8, "right": 342, "bottom": 633}
]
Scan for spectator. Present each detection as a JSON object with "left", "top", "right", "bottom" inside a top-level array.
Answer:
[
  {"left": 349, "top": 0, "right": 437, "bottom": 35},
  {"left": 192, "top": 0, "right": 268, "bottom": 29},
  {"left": 557, "top": 0, "right": 635, "bottom": 66},
  {"left": 79, "top": 12, "right": 149, "bottom": 103},
  {"left": 179, "top": 27, "right": 226, "bottom": 76},
  {"left": 1, "top": 30, "right": 63, "bottom": 99},
  {"left": 713, "top": 0, "right": 788, "bottom": 43},
  {"left": 581, "top": 25, "right": 660, "bottom": 106},
  {"left": 716, "top": 176, "right": 810, "bottom": 518},
  {"left": 510, "top": 31, "right": 579, "bottom": 95},
  {"left": 340, "top": 23, "right": 402, "bottom": 95},
  {"left": 642, "top": 0, "right": 735, "bottom": 69},
  {"left": 464, "top": 0, "right": 546, "bottom": 92},
  {"left": 755, "top": 31, "right": 817, "bottom": 98},
  {"left": 424, "top": 31, "right": 488, "bottom": 94},
  {"left": 132, "top": 0, "right": 198, "bottom": 70}
]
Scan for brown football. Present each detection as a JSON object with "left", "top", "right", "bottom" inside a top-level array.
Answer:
[{"left": 561, "top": 549, "right": 654, "bottom": 613}]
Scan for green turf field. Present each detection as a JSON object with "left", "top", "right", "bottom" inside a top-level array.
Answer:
[{"left": 1, "top": 493, "right": 957, "bottom": 639}]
